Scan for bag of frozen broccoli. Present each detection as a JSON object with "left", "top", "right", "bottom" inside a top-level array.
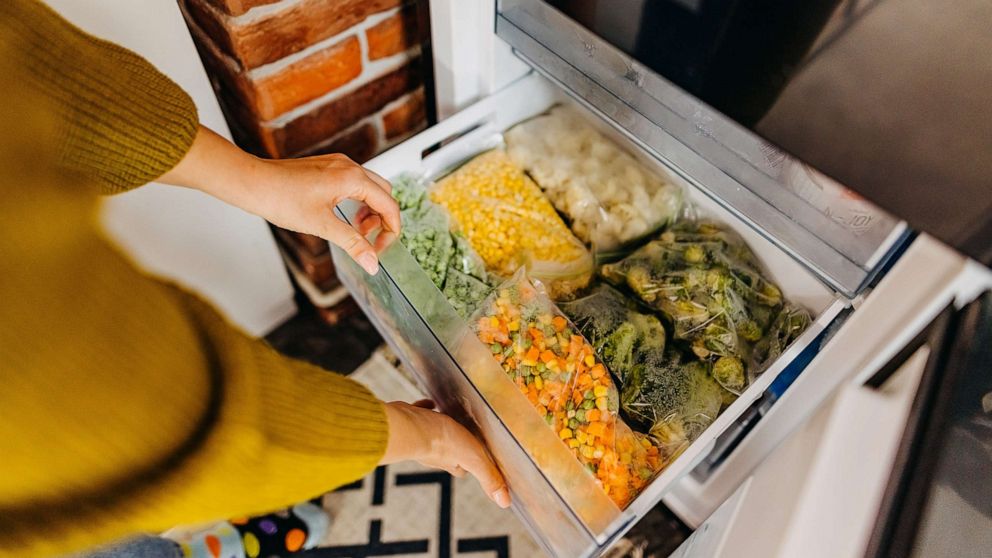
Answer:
[
  {"left": 471, "top": 269, "right": 662, "bottom": 508},
  {"left": 505, "top": 106, "right": 683, "bottom": 253},
  {"left": 622, "top": 348, "right": 726, "bottom": 459},
  {"left": 559, "top": 284, "right": 666, "bottom": 384},
  {"left": 749, "top": 304, "right": 812, "bottom": 380},
  {"left": 561, "top": 284, "right": 729, "bottom": 459},
  {"left": 601, "top": 221, "right": 806, "bottom": 394},
  {"left": 430, "top": 150, "right": 594, "bottom": 300}
]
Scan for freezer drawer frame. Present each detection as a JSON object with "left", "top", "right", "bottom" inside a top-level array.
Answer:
[
  {"left": 495, "top": 0, "right": 908, "bottom": 298},
  {"left": 335, "top": 72, "right": 848, "bottom": 557}
]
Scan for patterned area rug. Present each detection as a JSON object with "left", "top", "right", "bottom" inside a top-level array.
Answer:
[{"left": 299, "top": 351, "right": 545, "bottom": 558}]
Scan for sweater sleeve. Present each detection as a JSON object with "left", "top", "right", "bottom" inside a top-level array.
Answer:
[
  {"left": 0, "top": 0, "right": 199, "bottom": 194},
  {"left": 0, "top": 2, "right": 387, "bottom": 556}
]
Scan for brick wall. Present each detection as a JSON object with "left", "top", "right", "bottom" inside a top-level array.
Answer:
[
  {"left": 179, "top": 0, "right": 431, "bottom": 318},
  {"left": 180, "top": 0, "right": 429, "bottom": 161}
]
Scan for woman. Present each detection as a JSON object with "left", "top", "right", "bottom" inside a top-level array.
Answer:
[{"left": 0, "top": 1, "right": 508, "bottom": 557}]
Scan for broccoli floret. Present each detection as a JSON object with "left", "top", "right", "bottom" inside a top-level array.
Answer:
[{"left": 712, "top": 356, "right": 745, "bottom": 393}]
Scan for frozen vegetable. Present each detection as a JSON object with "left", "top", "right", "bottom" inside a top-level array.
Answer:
[
  {"left": 560, "top": 284, "right": 666, "bottom": 385},
  {"left": 443, "top": 268, "right": 493, "bottom": 319},
  {"left": 399, "top": 205, "right": 454, "bottom": 288},
  {"left": 392, "top": 172, "right": 430, "bottom": 215},
  {"left": 750, "top": 304, "right": 812, "bottom": 376},
  {"left": 601, "top": 221, "right": 808, "bottom": 393},
  {"left": 622, "top": 349, "right": 725, "bottom": 457},
  {"left": 505, "top": 106, "right": 682, "bottom": 251},
  {"left": 472, "top": 271, "right": 662, "bottom": 508},
  {"left": 562, "top": 284, "right": 728, "bottom": 456},
  {"left": 430, "top": 150, "right": 593, "bottom": 298},
  {"left": 391, "top": 174, "right": 493, "bottom": 319}
]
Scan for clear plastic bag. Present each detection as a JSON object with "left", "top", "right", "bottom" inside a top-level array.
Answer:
[
  {"left": 392, "top": 172, "right": 431, "bottom": 217},
  {"left": 471, "top": 269, "right": 662, "bottom": 508},
  {"left": 559, "top": 284, "right": 666, "bottom": 385},
  {"left": 561, "top": 284, "right": 726, "bottom": 459},
  {"left": 399, "top": 204, "right": 454, "bottom": 289},
  {"left": 505, "top": 106, "right": 683, "bottom": 252},
  {"left": 601, "top": 221, "right": 805, "bottom": 394},
  {"left": 443, "top": 267, "right": 493, "bottom": 320},
  {"left": 430, "top": 150, "right": 594, "bottom": 299},
  {"left": 749, "top": 304, "right": 812, "bottom": 379},
  {"left": 391, "top": 173, "right": 493, "bottom": 319}
]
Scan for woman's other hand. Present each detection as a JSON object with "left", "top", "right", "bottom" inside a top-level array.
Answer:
[
  {"left": 381, "top": 400, "right": 511, "bottom": 509},
  {"left": 160, "top": 126, "right": 399, "bottom": 275}
]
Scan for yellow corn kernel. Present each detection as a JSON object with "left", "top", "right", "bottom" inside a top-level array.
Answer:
[
  {"left": 559, "top": 428, "right": 573, "bottom": 440},
  {"left": 596, "top": 397, "right": 609, "bottom": 411},
  {"left": 584, "top": 355, "right": 595, "bottom": 367},
  {"left": 593, "top": 385, "right": 609, "bottom": 398}
]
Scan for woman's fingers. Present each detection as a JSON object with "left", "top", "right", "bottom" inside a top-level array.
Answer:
[
  {"left": 449, "top": 425, "right": 510, "bottom": 508},
  {"left": 346, "top": 170, "right": 400, "bottom": 234},
  {"left": 362, "top": 167, "right": 392, "bottom": 195},
  {"left": 323, "top": 214, "right": 380, "bottom": 275},
  {"left": 411, "top": 399, "right": 436, "bottom": 410}
]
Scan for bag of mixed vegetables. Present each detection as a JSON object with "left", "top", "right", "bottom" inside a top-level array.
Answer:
[
  {"left": 601, "top": 221, "right": 810, "bottom": 394},
  {"left": 472, "top": 270, "right": 662, "bottom": 508},
  {"left": 505, "top": 106, "right": 682, "bottom": 253},
  {"left": 430, "top": 150, "right": 594, "bottom": 299},
  {"left": 561, "top": 284, "right": 727, "bottom": 459}
]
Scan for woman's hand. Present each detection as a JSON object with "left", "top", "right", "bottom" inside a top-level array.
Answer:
[
  {"left": 382, "top": 400, "right": 511, "bottom": 509},
  {"left": 160, "top": 126, "right": 399, "bottom": 275}
]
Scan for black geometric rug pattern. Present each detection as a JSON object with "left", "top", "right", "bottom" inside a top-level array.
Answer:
[{"left": 300, "top": 466, "right": 513, "bottom": 558}]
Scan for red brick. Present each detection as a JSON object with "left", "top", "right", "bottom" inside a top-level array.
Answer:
[
  {"left": 316, "top": 296, "right": 359, "bottom": 325},
  {"left": 254, "top": 35, "right": 361, "bottom": 120},
  {"left": 382, "top": 88, "right": 426, "bottom": 140},
  {"left": 203, "top": 0, "right": 279, "bottom": 17},
  {"left": 186, "top": 0, "right": 403, "bottom": 70},
  {"left": 261, "top": 61, "right": 422, "bottom": 157},
  {"left": 307, "top": 123, "right": 379, "bottom": 163},
  {"left": 366, "top": 6, "right": 418, "bottom": 60}
]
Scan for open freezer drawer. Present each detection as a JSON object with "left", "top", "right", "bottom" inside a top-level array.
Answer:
[{"left": 333, "top": 72, "right": 852, "bottom": 558}]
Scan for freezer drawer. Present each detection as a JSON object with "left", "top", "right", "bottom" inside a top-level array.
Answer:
[{"left": 334, "top": 72, "right": 847, "bottom": 557}]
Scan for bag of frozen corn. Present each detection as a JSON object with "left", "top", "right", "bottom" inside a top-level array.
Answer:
[
  {"left": 472, "top": 269, "right": 663, "bottom": 508},
  {"left": 430, "top": 150, "right": 594, "bottom": 299},
  {"left": 505, "top": 106, "right": 682, "bottom": 253},
  {"left": 601, "top": 221, "right": 810, "bottom": 394},
  {"left": 561, "top": 284, "right": 728, "bottom": 461}
]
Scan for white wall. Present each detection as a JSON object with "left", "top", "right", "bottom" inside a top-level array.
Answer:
[{"left": 42, "top": 0, "right": 296, "bottom": 336}]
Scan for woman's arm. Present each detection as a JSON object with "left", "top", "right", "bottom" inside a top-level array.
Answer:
[
  {"left": 0, "top": 3, "right": 505, "bottom": 556},
  {"left": 159, "top": 126, "right": 398, "bottom": 275}
]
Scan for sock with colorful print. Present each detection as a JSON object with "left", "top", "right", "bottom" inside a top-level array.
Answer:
[{"left": 164, "top": 500, "right": 329, "bottom": 558}]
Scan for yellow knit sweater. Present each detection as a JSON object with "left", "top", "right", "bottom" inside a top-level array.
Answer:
[{"left": 0, "top": 2, "right": 387, "bottom": 556}]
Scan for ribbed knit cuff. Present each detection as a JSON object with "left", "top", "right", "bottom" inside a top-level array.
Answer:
[
  {"left": 1, "top": 0, "right": 199, "bottom": 194},
  {"left": 260, "top": 345, "right": 389, "bottom": 464}
]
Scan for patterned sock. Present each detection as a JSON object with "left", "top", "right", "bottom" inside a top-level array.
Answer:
[
  {"left": 165, "top": 500, "right": 329, "bottom": 558},
  {"left": 230, "top": 501, "right": 329, "bottom": 557}
]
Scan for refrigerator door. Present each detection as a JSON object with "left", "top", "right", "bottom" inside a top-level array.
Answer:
[{"left": 335, "top": 72, "right": 847, "bottom": 557}]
